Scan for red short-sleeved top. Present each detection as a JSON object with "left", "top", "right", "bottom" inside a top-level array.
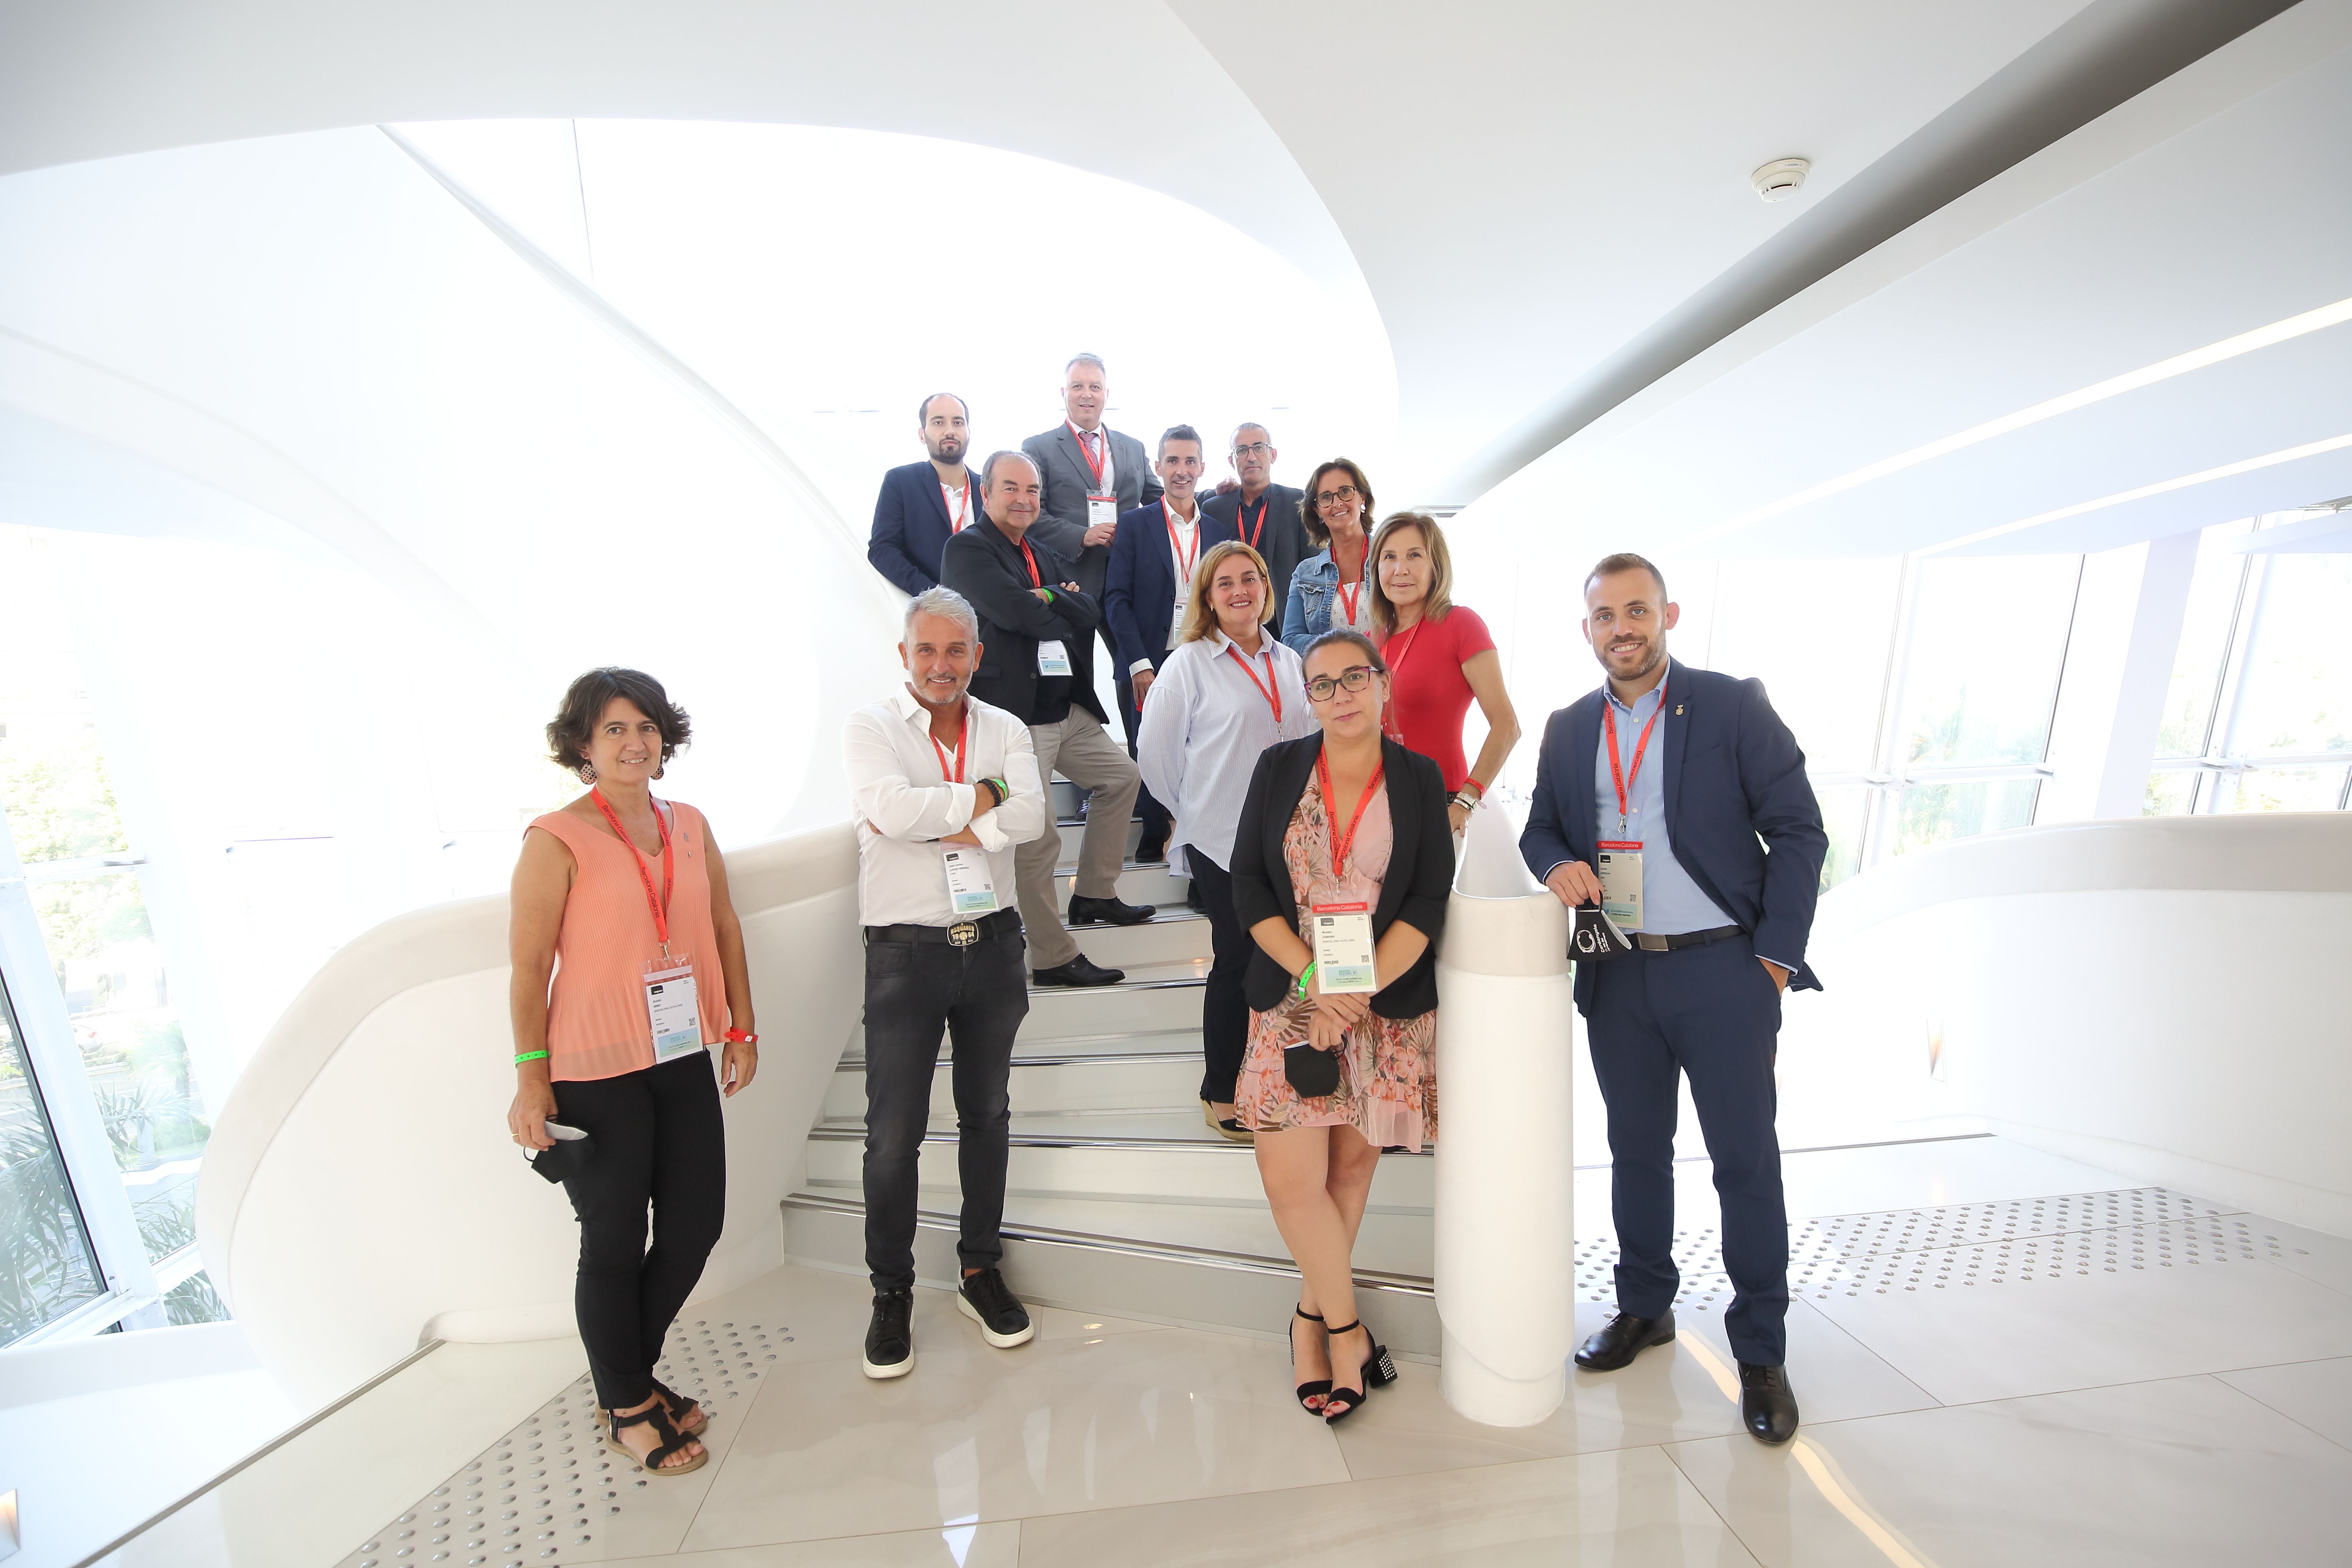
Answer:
[{"left": 1379, "top": 605, "right": 1497, "bottom": 793}]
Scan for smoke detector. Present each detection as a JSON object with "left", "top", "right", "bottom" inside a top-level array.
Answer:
[{"left": 1752, "top": 158, "right": 1810, "bottom": 202}]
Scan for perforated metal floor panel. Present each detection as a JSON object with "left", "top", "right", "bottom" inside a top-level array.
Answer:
[{"left": 334, "top": 1317, "right": 788, "bottom": 1568}]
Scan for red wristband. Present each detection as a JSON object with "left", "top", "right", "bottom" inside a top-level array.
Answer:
[{"left": 724, "top": 1027, "right": 758, "bottom": 1045}]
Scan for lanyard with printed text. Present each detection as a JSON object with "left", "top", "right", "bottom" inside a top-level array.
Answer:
[
  {"left": 1237, "top": 493, "right": 1268, "bottom": 550},
  {"left": 591, "top": 787, "right": 676, "bottom": 954},
  {"left": 1606, "top": 678, "right": 1668, "bottom": 837},
  {"left": 1016, "top": 535, "right": 1043, "bottom": 588},
  {"left": 1333, "top": 544, "right": 1367, "bottom": 626},
  {"left": 1164, "top": 499, "right": 1201, "bottom": 586},
  {"left": 929, "top": 711, "right": 968, "bottom": 783},
  {"left": 1224, "top": 643, "right": 1283, "bottom": 722},
  {"left": 1067, "top": 421, "right": 1108, "bottom": 488},
  {"left": 945, "top": 478, "right": 971, "bottom": 532},
  {"left": 1379, "top": 620, "right": 1427, "bottom": 739},
  {"left": 1316, "top": 746, "right": 1386, "bottom": 880}
]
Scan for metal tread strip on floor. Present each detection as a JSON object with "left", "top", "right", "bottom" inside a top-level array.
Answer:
[{"left": 803, "top": 1118, "right": 1437, "bottom": 1154}]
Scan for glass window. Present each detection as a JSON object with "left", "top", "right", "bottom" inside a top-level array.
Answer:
[
  {"left": 2154, "top": 523, "right": 2251, "bottom": 759},
  {"left": 1814, "top": 784, "right": 1872, "bottom": 890},
  {"left": 1893, "top": 778, "right": 2040, "bottom": 856},
  {"left": 1701, "top": 558, "right": 1902, "bottom": 773},
  {"left": 2226, "top": 554, "right": 2352, "bottom": 758},
  {"left": 2209, "top": 765, "right": 2350, "bottom": 815},
  {"left": 2143, "top": 769, "right": 2200, "bottom": 817},
  {"left": 1893, "top": 557, "right": 2080, "bottom": 770},
  {"left": 0, "top": 971, "right": 107, "bottom": 1346}
]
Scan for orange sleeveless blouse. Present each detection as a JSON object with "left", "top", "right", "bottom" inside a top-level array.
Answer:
[{"left": 528, "top": 800, "right": 730, "bottom": 1082}]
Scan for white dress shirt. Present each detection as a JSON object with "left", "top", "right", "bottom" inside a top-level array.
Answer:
[
  {"left": 1136, "top": 628, "right": 1318, "bottom": 877},
  {"left": 844, "top": 687, "right": 1049, "bottom": 926},
  {"left": 940, "top": 477, "right": 973, "bottom": 533}
]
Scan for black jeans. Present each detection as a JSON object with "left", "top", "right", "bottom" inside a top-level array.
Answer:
[
  {"left": 862, "top": 927, "right": 1031, "bottom": 1292},
  {"left": 1187, "top": 852, "right": 1250, "bottom": 1105},
  {"left": 552, "top": 1052, "right": 727, "bottom": 1411}
]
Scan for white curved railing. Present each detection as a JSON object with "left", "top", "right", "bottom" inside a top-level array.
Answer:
[
  {"left": 1779, "top": 812, "right": 2352, "bottom": 1236},
  {"left": 196, "top": 824, "right": 862, "bottom": 1406}
]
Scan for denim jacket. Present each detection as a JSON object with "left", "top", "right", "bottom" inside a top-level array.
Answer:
[{"left": 1281, "top": 548, "right": 1371, "bottom": 655}]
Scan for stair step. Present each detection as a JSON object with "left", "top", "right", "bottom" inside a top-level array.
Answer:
[
  {"left": 823, "top": 1049, "right": 1204, "bottom": 1119},
  {"left": 1021, "top": 963, "right": 1204, "bottom": 1038},
  {"left": 1056, "top": 818, "right": 1145, "bottom": 864},
  {"left": 1058, "top": 861, "right": 1189, "bottom": 907},
  {"left": 1051, "top": 905, "right": 1212, "bottom": 968},
  {"left": 780, "top": 1190, "right": 1439, "bottom": 1355}
]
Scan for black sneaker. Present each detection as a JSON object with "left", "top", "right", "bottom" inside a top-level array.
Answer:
[
  {"left": 956, "top": 1267, "right": 1036, "bottom": 1348},
  {"left": 862, "top": 1287, "right": 914, "bottom": 1380}
]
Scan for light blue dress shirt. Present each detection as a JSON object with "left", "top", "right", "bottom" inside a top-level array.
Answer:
[{"left": 1591, "top": 678, "right": 1735, "bottom": 935}]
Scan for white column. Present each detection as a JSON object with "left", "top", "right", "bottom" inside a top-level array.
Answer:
[
  {"left": 2040, "top": 530, "right": 2200, "bottom": 823},
  {"left": 1433, "top": 804, "right": 1576, "bottom": 1425}
]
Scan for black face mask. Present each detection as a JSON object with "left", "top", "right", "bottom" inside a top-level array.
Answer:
[
  {"left": 1570, "top": 905, "right": 1632, "bottom": 964},
  {"left": 527, "top": 1126, "right": 598, "bottom": 1184},
  {"left": 1283, "top": 1042, "right": 1343, "bottom": 1099}
]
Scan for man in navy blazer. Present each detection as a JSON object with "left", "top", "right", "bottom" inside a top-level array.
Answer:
[
  {"left": 867, "top": 393, "right": 981, "bottom": 596},
  {"left": 1520, "top": 552, "right": 1826, "bottom": 1446}
]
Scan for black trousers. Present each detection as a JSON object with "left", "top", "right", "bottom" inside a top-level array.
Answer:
[
  {"left": 861, "top": 927, "right": 1030, "bottom": 1292},
  {"left": 1586, "top": 935, "right": 1789, "bottom": 1365},
  {"left": 1186, "top": 852, "right": 1251, "bottom": 1104},
  {"left": 552, "top": 1052, "right": 728, "bottom": 1411},
  {"left": 1113, "top": 654, "right": 1174, "bottom": 842}
]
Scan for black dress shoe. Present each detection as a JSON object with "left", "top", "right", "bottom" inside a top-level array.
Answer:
[
  {"left": 1575, "top": 1308, "right": 1675, "bottom": 1371},
  {"left": 1068, "top": 893, "right": 1155, "bottom": 926},
  {"left": 862, "top": 1287, "right": 914, "bottom": 1380},
  {"left": 1134, "top": 831, "right": 1169, "bottom": 865},
  {"left": 1031, "top": 954, "right": 1126, "bottom": 987},
  {"left": 1739, "top": 1362, "right": 1799, "bottom": 1444}
]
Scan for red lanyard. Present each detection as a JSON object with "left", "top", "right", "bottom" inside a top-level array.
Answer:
[
  {"left": 1237, "top": 493, "right": 1267, "bottom": 549},
  {"left": 1379, "top": 620, "right": 1426, "bottom": 739},
  {"left": 945, "top": 478, "right": 971, "bottom": 533},
  {"left": 1606, "top": 679, "right": 1668, "bottom": 832},
  {"left": 1164, "top": 499, "right": 1200, "bottom": 584},
  {"left": 1333, "top": 543, "right": 1366, "bottom": 626},
  {"left": 590, "top": 788, "right": 675, "bottom": 952},
  {"left": 1067, "top": 421, "right": 1108, "bottom": 488},
  {"left": 1316, "top": 746, "right": 1385, "bottom": 879},
  {"left": 1016, "top": 535, "right": 1043, "bottom": 588},
  {"left": 929, "top": 711, "right": 968, "bottom": 782},
  {"left": 1223, "top": 643, "right": 1283, "bottom": 722}
]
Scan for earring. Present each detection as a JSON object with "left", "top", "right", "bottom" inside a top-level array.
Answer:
[{"left": 581, "top": 763, "right": 596, "bottom": 782}]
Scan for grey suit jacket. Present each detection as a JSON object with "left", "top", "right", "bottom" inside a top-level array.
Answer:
[{"left": 1021, "top": 423, "right": 1163, "bottom": 597}]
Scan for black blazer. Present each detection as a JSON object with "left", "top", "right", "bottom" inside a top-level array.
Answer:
[
  {"left": 1519, "top": 658, "right": 1828, "bottom": 1013},
  {"left": 1231, "top": 735, "right": 1454, "bottom": 1018},
  {"left": 1104, "top": 501, "right": 1241, "bottom": 673},
  {"left": 1200, "top": 483, "right": 1310, "bottom": 614},
  {"left": 866, "top": 460, "right": 974, "bottom": 596},
  {"left": 940, "top": 520, "right": 1109, "bottom": 726}
]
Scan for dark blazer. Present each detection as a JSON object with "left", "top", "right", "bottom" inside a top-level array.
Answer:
[
  {"left": 1200, "top": 483, "right": 1309, "bottom": 612},
  {"left": 1518, "top": 658, "right": 1829, "bottom": 1013},
  {"left": 1022, "top": 423, "right": 1162, "bottom": 598},
  {"left": 939, "top": 520, "right": 1109, "bottom": 726},
  {"left": 1104, "top": 501, "right": 1241, "bottom": 674},
  {"left": 866, "top": 460, "right": 975, "bottom": 596},
  {"left": 1232, "top": 735, "right": 1454, "bottom": 1018}
]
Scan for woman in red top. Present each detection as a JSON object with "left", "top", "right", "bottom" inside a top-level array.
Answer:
[{"left": 1370, "top": 512, "right": 1521, "bottom": 835}]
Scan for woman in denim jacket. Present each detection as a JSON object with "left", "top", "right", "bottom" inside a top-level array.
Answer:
[{"left": 1281, "top": 458, "right": 1379, "bottom": 655}]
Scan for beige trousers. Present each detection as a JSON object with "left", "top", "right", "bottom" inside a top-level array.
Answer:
[{"left": 1017, "top": 713, "right": 1141, "bottom": 969}]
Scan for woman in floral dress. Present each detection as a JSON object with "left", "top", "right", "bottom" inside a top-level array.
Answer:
[{"left": 1230, "top": 628, "right": 1454, "bottom": 1423}]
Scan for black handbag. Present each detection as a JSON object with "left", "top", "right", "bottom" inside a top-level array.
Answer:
[{"left": 1283, "top": 1042, "right": 1342, "bottom": 1098}]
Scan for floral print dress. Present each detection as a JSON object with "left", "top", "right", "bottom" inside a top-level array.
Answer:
[{"left": 1232, "top": 781, "right": 1437, "bottom": 1150}]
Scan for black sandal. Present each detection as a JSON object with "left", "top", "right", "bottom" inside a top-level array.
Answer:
[
  {"left": 1320, "top": 1319, "right": 1396, "bottom": 1425},
  {"left": 604, "top": 1400, "right": 708, "bottom": 1476},
  {"left": 1289, "top": 1305, "right": 1331, "bottom": 1413},
  {"left": 649, "top": 1377, "right": 708, "bottom": 1437}
]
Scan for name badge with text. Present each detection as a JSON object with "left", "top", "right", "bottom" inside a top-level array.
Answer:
[
  {"left": 1312, "top": 901, "right": 1376, "bottom": 993},
  {"left": 1087, "top": 493, "right": 1119, "bottom": 532},
  {"left": 643, "top": 958, "right": 703, "bottom": 1061},
  {"left": 942, "top": 846, "right": 1000, "bottom": 915},
  {"left": 1036, "top": 639, "right": 1074, "bottom": 677},
  {"left": 1597, "top": 842, "right": 1644, "bottom": 932}
]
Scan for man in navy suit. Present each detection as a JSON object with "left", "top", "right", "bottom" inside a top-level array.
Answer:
[
  {"left": 1105, "top": 424, "right": 1234, "bottom": 861},
  {"left": 868, "top": 393, "right": 980, "bottom": 596},
  {"left": 1519, "top": 552, "right": 1826, "bottom": 1446},
  {"left": 1198, "top": 422, "right": 1309, "bottom": 612}
]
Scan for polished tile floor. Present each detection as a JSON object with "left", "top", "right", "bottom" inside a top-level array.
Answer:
[{"left": 102, "top": 1138, "right": 2352, "bottom": 1567}]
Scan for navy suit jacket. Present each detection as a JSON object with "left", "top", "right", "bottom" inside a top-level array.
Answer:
[
  {"left": 1104, "top": 501, "right": 1240, "bottom": 674},
  {"left": 866, "top": 461, "right": 975, "bottom": 597},
  {"left": 1519, "top": 659, "right": 1829, "bottom": 1013}
]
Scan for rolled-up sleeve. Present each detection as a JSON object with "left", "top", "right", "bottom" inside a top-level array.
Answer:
[{"left": 845, "top": 710, "right": 973, "bottom": 842}]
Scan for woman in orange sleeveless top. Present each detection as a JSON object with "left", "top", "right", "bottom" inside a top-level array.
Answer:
[{"left": 506, "top": 668, "right": 757, "bottom": 1477}]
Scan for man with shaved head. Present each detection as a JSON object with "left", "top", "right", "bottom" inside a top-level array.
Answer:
[{"left": 1199, "top": 421, "right": 1309, "bottom": 618}]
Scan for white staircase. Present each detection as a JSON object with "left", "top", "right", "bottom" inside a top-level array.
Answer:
[{"left": 781, "top": 811, "right": 1442, "bottom": 1354}]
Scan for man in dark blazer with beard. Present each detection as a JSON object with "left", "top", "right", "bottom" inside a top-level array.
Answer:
[
  {"left": 868, "top": 392, "right": 981, "bottom": 596},
  {"left": 1520, "top": 551, "right": 1826, "bottom": 1448}
]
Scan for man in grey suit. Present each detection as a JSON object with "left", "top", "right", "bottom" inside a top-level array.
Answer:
[{"left": 1022, "top": 354, "right": 1162, "bottom": 688}]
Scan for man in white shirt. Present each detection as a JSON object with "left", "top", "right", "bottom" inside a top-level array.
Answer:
[{"left": 842, "top": 586, "right": 1050, "bottom": 1379}]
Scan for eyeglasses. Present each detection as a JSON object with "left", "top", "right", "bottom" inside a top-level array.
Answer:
[
  {"left": 1233, "top": 442, "right": 1273, "bottom": 458},
  {"left": 1305, "top": 665, "right": 1379, "bottom": 702},
  {"left": 1313, "top": 485, "right": 1361, "bottom": 510}
]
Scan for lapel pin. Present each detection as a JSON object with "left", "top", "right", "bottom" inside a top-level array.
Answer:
[{"left": 1675, "top": 703, "right": 1684, "bottom": 716}]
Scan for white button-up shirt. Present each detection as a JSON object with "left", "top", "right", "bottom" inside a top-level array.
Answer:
[
  {"left": 1156, "top": 499, "right": 1204, "bottom": 666},
  {"left": 1136, "top": 627, "right": 1318, "bottom": 877},
  {"left": 844, "top": 688, "right": 1049, "bottom": 927}
]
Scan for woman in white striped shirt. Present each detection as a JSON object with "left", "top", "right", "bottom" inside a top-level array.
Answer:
[{"left": 1138, "top": 541, "right": 1319, "bottom": 1140}]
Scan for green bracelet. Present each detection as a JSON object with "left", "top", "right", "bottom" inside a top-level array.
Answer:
[
  {"left": 514, "top": 1049, "right": 549, "bottom": 1065},
  {"left": 1292, "top": 961, "right": 1317, "bottom": 999}
]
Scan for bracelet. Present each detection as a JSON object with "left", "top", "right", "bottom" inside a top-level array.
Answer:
[
  {"left": 981, "top": 778, "right": 1006, "bottom": 808},
  {"left": 724, "top": 1027, "right": 758, "bottom": 1046},
  {"left": 514, "top": 1049, "right": 549, "bottom": 1065},
  {"left": 1292, "top": 960, "right": 1317, "bottom": 999},
  {"left": 1461, "top": 778, "right": 1486, "bottom": 799}
]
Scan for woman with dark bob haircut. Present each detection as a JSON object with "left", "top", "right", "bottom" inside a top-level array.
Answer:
[{"left": 508, "top": 667, "right": 758, "bottom": 1478}]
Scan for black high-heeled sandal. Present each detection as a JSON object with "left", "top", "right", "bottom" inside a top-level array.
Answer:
[
  {"left": 1289, "top": 1305, "right": 1331, "bottom": 1413},
  {"left": 1320, "top": 1319, "right": 1397, "bottom": 1425}
]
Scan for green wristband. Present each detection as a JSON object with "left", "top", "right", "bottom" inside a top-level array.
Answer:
[
  {"left": 1293, "top": 961, "right": 1317, "bottom": 999},
  {"left": 1040, "top": 588, "right": 1056, "bottom": 603},
  {"left": 514, "top": 1049, "right": 549, "bottom": 1065}
]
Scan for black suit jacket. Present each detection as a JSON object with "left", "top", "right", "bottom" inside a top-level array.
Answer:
[
  {"left": 1231, "top": 735, "right": 1454, "bottom": 1018},
  {"left": 1021, "top": 423, "right": 1161, "bottom": 598},
  {"left": 1518, "top": 658, "right": 1829, "bottom": 1013},
  {"left": 1200, "top": 484, "right": 1310, "bottom": 615},
  {"left": 940, "top": 520, "right": 1109, "bottom": 726},
  {"left": 866, "top": 460, "right": 975, "bottom": 596},
  {"left": 1104, "top": 501, "right": 1241, "bottom": 674}
]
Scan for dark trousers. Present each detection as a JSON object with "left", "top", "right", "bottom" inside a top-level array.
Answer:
[
  {"left": 1113, "top": 655, "right": 1174, "bottom": 843},
  {"left": 861, "top": 927, "right": 1031, "bottom": 1292},
  {"left": 1187, "top": 851, "right": 1250, "bottom": 1104},
  {"left": 552, "top": 1052, "right": 728, "bottom": 1411},
  {"left": 1586, "top": 934, "right": 1789, "bottom": 1366}
]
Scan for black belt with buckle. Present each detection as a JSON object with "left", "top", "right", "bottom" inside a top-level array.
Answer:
[
  {"left": 1633, "top": 924, "right": 1745, "bottom": 953},
  {"left": 864, "top": 909, "right": 1024, "bottom": 949}
]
